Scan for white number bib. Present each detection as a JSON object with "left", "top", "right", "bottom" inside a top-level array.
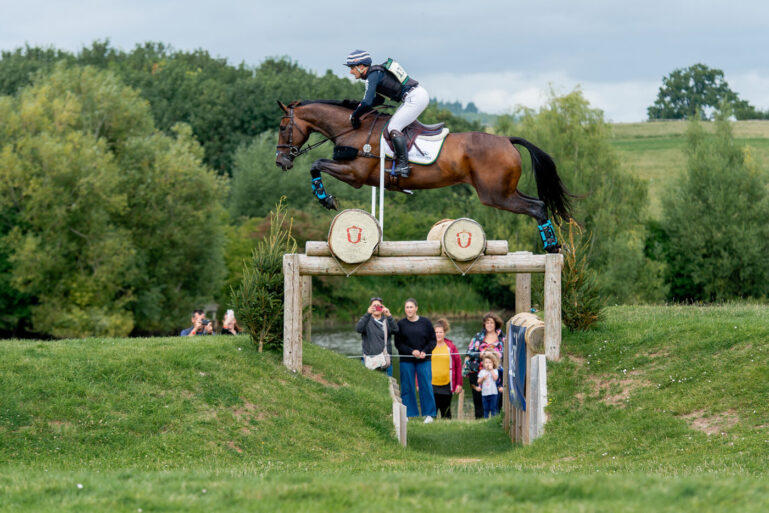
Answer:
[{"left": 385, "top": 58, "right": 409, "bottom": 85}]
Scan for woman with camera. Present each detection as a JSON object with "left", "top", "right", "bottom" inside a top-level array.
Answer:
[{"left": 355, "top": 297, "right": 398, "bottom": 376}]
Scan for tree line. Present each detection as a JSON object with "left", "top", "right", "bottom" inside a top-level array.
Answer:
[{"left": 1, "top": 43, "right": 767, "bottom": 338}]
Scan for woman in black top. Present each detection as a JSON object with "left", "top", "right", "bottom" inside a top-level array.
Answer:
[{"left": 395, "top": 298, "right": 437, "bottom": 422}]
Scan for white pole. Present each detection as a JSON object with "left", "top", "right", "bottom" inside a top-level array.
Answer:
[
  {"left": 379, "top": 134, "right": 385, "bottom": 236},
  {"left": 371, "top": 185, "right": 376, "bottom": 216}
]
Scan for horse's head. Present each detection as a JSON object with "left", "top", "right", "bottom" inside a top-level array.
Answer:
[{"left": 275, "top": 101, "right": 311, "bottom": 171}]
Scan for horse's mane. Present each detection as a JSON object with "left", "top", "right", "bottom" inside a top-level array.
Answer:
[{"left": 292, "top": 99, "right": 360, "bottom": 110}]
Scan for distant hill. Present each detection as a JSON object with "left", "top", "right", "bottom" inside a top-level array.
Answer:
[{"left": 609, "top": 120, "right": 769, "bottom": 217}]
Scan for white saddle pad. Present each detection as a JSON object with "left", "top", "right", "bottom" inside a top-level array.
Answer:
[{"left": 382, "top": 128, "right": 450, "bottom": 165}]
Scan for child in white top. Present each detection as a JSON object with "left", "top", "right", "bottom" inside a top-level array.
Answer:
[{"left": 477, "top": 351, "right": 500, "bottom": 418}]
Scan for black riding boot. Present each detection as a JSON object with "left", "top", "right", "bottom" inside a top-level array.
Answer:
[{"left": 390, "top": 130, "right": 411, "bottom": 178}]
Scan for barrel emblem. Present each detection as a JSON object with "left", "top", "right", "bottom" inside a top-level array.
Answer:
[
  {"left": 346, "top": 225, "right": 363, "bottom": 244},
  {"left": 456, "top": 230, "right": 472, "bottom": 248}
]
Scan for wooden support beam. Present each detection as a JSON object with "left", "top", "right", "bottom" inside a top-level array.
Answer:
[
  {"left": 301, "top": 275, "right": 312, "bottom": 344},
  {"left": 296, "top": 253, "right": 546, "bottom": 276},
  {"left": 544, "top": 253, "right": 563, "bottom": 361},
  {"left": 515, "top": 273, "right": 531, "bottom": 314},
  {"left": 282, "top": 254, "right": 302, "bottom": 372},
  {"left": 305, "top": 240, "right": 509, "bottom": 257}
]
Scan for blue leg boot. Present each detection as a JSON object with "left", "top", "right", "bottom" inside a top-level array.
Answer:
[
  {"left": 311, "top": 177, "right": 338, "bottom": 210},
  {"left": 538, "top": 220, "right": 559, "bottom": 253}
]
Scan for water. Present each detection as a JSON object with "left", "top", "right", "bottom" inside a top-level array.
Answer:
[{"left": 311, "top": 317, "right": 485, "bottom": 357}]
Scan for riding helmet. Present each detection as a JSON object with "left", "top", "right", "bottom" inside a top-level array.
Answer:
[{"left": 345, "top": 50, "right": 372, "bottom": 67}]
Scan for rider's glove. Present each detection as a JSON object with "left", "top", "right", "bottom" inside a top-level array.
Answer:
[{"left": 350, "top": 114, "right": 361, "bottom": 129}]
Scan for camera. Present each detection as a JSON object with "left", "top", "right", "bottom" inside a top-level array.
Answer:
[
  {"left": 201, "top": 319, "right": 210, "bottom": 326},
  {"left": 374, "top": 305, "right": 383, "bottom": 312}
]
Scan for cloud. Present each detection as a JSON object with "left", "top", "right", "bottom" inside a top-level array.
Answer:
[{"left": 422, "top": 71, "right": 659, "bottom": 123}]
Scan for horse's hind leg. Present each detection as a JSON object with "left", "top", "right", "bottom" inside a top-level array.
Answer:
[{"left": 479, "top": 190, "right": 560, "bottom": 253}]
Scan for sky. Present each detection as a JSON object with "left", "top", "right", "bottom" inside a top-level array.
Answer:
[{"left": 2, "top": 0, "right": 769, "bottom": 122}]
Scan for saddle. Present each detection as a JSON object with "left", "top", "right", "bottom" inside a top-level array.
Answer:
[{"left": 383, "top": 120, "right": 447, "bottom": 150}]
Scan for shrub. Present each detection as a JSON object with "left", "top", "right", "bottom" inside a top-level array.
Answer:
[
  {"left": 558, "top": 220, "right": 605, "bottom": 331},
  {"left": 231, "top": 198, "right": 296, "bottom": 352}
]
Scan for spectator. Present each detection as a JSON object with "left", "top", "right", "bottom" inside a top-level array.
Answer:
[
  {"left": 463, "top": 312, "right": 505, "bottom": 419},
  {"left": 355, "top": 297, "right": 398, "bottom": 376},
  {"left": 431, "top": 319, "right": 463, "bottom": 419},
  {"left": 395, "top": 298, "right": 437, "bottom": 423},
  {"left": 221, "top": 309, "right": 241, "bottom": 335},
  {"left": 180, "top": 309, "right": 214, "bottom": 336},
  {"left": 477, "top": 350, "right": 500, "bottom": 418}
]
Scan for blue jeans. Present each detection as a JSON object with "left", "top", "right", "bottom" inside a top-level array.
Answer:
[
  {"left": 483, "top": 394, "right": 499, "bottom": 418},
  {"left": 399, "top": 359, "right": 437, "bottom": 418}
]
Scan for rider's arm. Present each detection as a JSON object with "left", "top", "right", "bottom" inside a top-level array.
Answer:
[{"left": 352, "top": 70, "right": 384, "bottom": 119}]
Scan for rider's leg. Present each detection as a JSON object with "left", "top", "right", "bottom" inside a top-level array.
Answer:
[
  {"left": 390, "top": 130, "right": 410, "bottom": 178},
  {"left": 388, "top": 86, "right": 430, "bottom": 177}
]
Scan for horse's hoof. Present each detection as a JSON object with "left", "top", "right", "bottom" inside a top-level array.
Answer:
[
  {"left": 319, "top": 195, "right": 338, "bottom": 210},
  {"left": 545, "top": 243, "right": 561, "bottom": 254}
]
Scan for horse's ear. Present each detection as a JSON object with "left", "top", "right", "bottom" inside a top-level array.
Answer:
[{"left": 277, "top": 101, "right": 288, "bottom": 113}]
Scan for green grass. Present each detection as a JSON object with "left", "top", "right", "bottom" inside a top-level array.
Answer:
[
  {"left": 610, "top": 120, "right": 769, "bottom": 217},
  {"left": 2, "top": 304, "right": 769, "bottom": 511}
]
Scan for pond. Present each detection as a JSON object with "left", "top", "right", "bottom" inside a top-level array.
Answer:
[{"left": 310, "top": 317, "right": 487, "bottom": 357}]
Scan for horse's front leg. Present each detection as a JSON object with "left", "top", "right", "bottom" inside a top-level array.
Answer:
[{"left": 309, "top": 159, "right": 368, "bottom": 211}]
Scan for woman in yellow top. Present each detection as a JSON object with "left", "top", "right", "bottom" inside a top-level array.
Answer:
[{"left": 431, "top": 319, "right": 463, "bottom": 419}]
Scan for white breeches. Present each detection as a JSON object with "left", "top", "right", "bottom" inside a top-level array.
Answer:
[{"left": 388, "top": 85, "right": 429, "bottom": 134}]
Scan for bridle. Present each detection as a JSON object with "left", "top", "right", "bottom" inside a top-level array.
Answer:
[
  {"left": 275, "top": 105, "right": 382, "bottom": 163},
  {"left": 276, "top": 107, "right": 313, "bottom": 161}
]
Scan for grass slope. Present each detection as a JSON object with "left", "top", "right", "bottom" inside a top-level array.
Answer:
[
  {"left": 610, "top": 120, "right": 769, "bottom": 217},
  {"left": 2, "top": 304, "right": 769, "bottom": 511}
]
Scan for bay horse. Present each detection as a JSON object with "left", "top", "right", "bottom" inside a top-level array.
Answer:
[{"left": 275, "top": 100, "right": 573, "bottom": 252}]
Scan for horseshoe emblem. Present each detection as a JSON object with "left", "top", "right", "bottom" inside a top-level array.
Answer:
[
  {"left": 346, "top": 225, "right": 363, "bottom": 244},
  {"left": 456, "top": 230, "right": 472, "bottom": 248}
]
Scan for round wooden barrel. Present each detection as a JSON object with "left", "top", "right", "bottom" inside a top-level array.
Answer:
[
  {"left": 441, "top": 218, "right": 486, "bottom": 261},
  {"left": 327, "top": 209, "right": 382, "bottom": 264},
  {"left": 510, "top": 312, "right": 545, "bottom": 353},
  {"left": 426, "top": 219, "right": 453, "bottom": 241}
]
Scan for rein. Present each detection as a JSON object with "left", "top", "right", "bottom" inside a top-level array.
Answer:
[{"left": 276, "top": 106, "right": 388, "bottom": 161}]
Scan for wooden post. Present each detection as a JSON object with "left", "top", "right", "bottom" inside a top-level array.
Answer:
[
  {"left": 301, "top": 275, "right": 312, "bottom": 344},
  {"left": 516, "top": 272, "right": 531, "bottom": 314},
  {"left": 283, "top": 254, "right": 302, "bottom": 372},
  {"left": 544, "top": 253, "right": 563, "bottom": 361},
  {"left": 456, "top": 388, "right": 464, "bottom": 420}
]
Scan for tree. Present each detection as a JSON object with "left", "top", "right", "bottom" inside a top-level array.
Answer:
[
  {"left": 648, "top": 63, "right": 762, "bottom": 120},
  {"left": 660, "top": 116, "right": 769, "bottom": 301},
  {"left": 0, "top": 63, "right": 227, "bottom": 337},
  {"left": 495, "top": 88, "right": 666, "bottom": 303}
]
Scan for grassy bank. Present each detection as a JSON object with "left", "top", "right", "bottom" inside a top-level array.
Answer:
[{"left": 2, "top": 304, "right": 769, "bottom": 511}]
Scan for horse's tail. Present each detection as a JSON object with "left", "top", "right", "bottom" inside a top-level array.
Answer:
[{"left": 509, "top": 137, "right": 573, "bottom": 223}]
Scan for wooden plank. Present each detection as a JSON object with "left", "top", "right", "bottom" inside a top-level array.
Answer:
[
  {"left": 305, "top": 240, "right": 509, "bottom": 257},
  {"left": 282, "top": 254, "right": 302, "bottom": 372},
  {"left": 296, "top": 254, "right": 547, "bottom": 276},
  {"left": 529, "top": 354, "right": 547, "bottom": 442},
  {"left": 301, "top": 275, "right": 312, "bottom": 344},
  {"left": 393, "top": 400, "right": 401, "bottom": 442},
  {"left": 399, "top": 403, "right": 408, "bottom": 447},
  {"left": 544, "top": 253, "right": 563, "bottom": 361}
]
